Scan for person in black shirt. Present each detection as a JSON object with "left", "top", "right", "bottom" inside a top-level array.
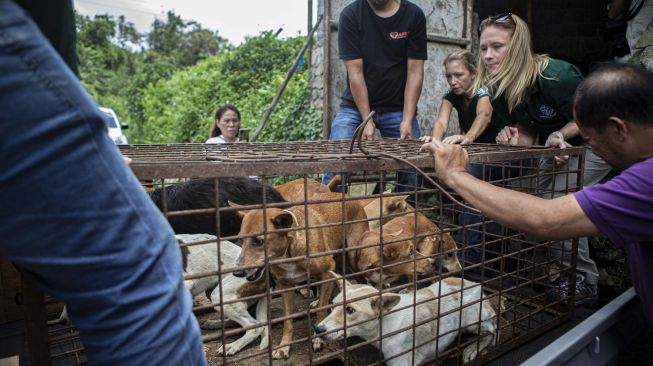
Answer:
[
  {"left": 420, "top": 49, "right": 498, "bottom": 145},
  {"left": 323, "top": 0, "right": 427, "bottom": 194}
]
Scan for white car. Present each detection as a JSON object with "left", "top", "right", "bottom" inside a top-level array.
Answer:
[{"left": 99, "top": 107, "right": 128, "bottom": 145}]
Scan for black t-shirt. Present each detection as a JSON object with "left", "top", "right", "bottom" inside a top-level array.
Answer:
[
  {"left": 443, "top": 87, "right": 504, "bottom": 143},
  {"left": 491, "top": 58, "right": 583, "bottom": 145},
  {"left": 338, "top": 0, "right": 427, "bottom": 113}
]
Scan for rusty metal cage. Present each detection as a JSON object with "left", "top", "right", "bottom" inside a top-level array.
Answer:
[{"left": 35, "top": 139, "right": 585, "bottom": 365}]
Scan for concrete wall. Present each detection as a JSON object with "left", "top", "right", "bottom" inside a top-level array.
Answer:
[{"left": 310, "top": 0, "right": 474, "bottom": 139}]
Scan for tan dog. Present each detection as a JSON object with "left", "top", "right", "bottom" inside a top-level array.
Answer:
[
  {"left": 382, "top": 209, "right": 462, "bottom": 273},
  {"left": 232, "top": 192, "right": 368, "bottom": 359},
  {"left": 359, "top": 190, "right": 410, "bottom": 230},
  {"left": 350, "top": 229, "right": 433, "bottom": 287},
  {"left": 275, "top": 175, "right": 341, "bottom": 202}
]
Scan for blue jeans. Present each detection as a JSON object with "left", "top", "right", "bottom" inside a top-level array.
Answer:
[
  {"left": 323, "top": 107, "right": 420, "bottom": 197},
  {"left": 0, "top": 3, "right": 205, "bottom": 365},
  {"left": 455, "top": 160, "right": 533, "bottom": 263}
]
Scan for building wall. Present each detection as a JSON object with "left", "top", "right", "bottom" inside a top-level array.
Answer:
[
  {"left": 475, "top": 0, "right": 612, "bottom": 75},
  {"left": 310, "top": 0, "right": 473, "bottom": 139}
]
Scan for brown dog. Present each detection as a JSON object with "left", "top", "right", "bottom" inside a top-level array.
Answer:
[
  {"left": 359, "top": 190, "right": 410, "bottom": 230},
  {"left": 350, "top": 229, "right": 433, "bottom": 287},
  {"left": 275, "top": 175, "right": 341, "bottom": 202},
  {"left": 232, "top": 192, "right": 368, "bottom": 359},
  {"left": 381, "top": 209, "right": 462, "bottom": 273}
]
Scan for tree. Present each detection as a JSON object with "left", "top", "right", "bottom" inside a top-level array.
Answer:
[{"left": 133, "top": 32, "right": 321, "bottom": 144}]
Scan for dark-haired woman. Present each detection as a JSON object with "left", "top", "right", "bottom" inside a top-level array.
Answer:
[{"left": 207, "top": 104, "right": 241, "bottom": 143}]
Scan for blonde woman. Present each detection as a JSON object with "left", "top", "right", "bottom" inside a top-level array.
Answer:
[
  {"left": 476, "top": 12, "right": 612, "bottom": 305},
  {"left": 421, "top": 50, "right": 499, "bottom": 145}
]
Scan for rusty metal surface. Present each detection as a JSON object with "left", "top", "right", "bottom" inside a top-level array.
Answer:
[
  {"left": 20, "top": 143, "right": 589, "bottom": 366},
  {"left": 119, "top": 140, "right": 584, "bottom": 179}
]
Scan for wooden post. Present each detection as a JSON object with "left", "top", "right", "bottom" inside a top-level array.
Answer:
[
  {"left": 21, "top": 277, "right": 51, "bottom": 366},
  {"left": 322, "top": 0, "right": 332, "bottom": 140},
  {"left": 250, "top": 15, "right": 324, "bottom": 142},
  {"left": 307, "top": 0, "right": 313, "bottom": 70}
]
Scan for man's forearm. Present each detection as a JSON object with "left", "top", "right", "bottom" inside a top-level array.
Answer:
[
  {"left": 402, "top": 60, "right": 424, "bottom": 121},
  {"left": 444, "top": 170, "right": 596, "bottom": 240},
  {"left": 350, "top": 75, "right": 371, "bottom": 118}
]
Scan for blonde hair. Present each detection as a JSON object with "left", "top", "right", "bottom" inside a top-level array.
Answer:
[
  {"left": 443, "top": 49, "right": 477, "bottom": 74},
  {"left": 473, "top": 13, "right": 549, "bottom": 113}
]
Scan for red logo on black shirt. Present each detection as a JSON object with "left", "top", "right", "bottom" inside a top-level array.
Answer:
[{"left": 390, "top": 31, "right": 410, "bottom": 39}]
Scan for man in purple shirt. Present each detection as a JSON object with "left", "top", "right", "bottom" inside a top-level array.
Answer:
[{"left": 420, "top": 63, "right": 653, "bottom": 325}]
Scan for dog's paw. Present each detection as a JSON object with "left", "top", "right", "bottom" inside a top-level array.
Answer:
[
  {"left": 462, "top": 345, "right": 480, "bottom": 363},
  {"left": 272, "top": 346, "right": 290, "bottom": 359},
  {"left": 309, "top": 299, "right": 319, "bottom": 308},
  {"left": 298, "top": 287, "right": 314, "bottom": 299},
  {"left": 312, "top": 336, "right": 324, "bottom": 351}
]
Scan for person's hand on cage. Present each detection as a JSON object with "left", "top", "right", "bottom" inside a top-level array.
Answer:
[
  {"left": 418, "top": 135, "right": 436, "bottom": 143},
  {"left": 495, "top": 126, "right": 520, "bottom": 145},
  {"left": 420, "top": 140, "right": 469, "bottom": 185},
  {"left": 399, "top": 119, "right": 413, "bottom": 140},
  {"left": 362, "top": 121, "right": 376, "bottom": 140},
  {"left": 545, "top": 130, "right": 573, "bottom": 166},
  {"left": 443, "top": 134, "right": 474, "bottom": 145}
]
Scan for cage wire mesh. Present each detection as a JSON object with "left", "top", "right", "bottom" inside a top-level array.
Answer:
[{"left": 39, "top": 139, "right": 584, "bottom": 365}]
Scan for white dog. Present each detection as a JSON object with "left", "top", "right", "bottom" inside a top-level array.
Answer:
[
  {"left": 314, "top": 274, "right": 497, "bottom": 365},
  {"left": 177, "top": 234, "right": 269, "bottom": 356}
]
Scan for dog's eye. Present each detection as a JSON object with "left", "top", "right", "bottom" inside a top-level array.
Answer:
[
  {"left": 345, "top": 306, "right": 355, "bottom": 314},
  {"left": 251, "top": 237, "right": 263, "bottom": 247},
  {"left": 446, "top": 252, "right": 454, "bottom": 258}
]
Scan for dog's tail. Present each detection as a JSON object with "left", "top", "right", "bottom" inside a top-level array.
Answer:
[{"left": 326, "top": 174, "right": 342, "bottom": 192}]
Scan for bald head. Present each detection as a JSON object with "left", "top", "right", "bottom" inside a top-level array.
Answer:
[{"left": 574, "top": 63, "right": 653, "bottom": 131}]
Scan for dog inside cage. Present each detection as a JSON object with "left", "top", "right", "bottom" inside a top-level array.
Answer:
[{"left": 39, "top": 141, "right": 584, "bottom": 365}]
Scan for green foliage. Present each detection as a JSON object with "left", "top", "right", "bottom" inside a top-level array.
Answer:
[
  {"left": 134, "top": 32, "right": 322, "bottom": 144},
  {"left": 76, "top": 11, "right": 320, "bottom": 144},
  {"left": 75, "top": 10, "right": 230, "bottom": 138}
]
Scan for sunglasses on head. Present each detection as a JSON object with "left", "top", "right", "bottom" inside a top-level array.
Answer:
[{"left": 488, "top": 12, "right": 512, "bottom": 23}]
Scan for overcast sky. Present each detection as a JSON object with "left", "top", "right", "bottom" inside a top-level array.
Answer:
[{"left": 74, "top": 0, "right": 318, "bottom": 45}]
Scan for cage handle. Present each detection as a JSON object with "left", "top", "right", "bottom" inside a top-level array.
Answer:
[{"left": 348, "top": 111, "right": 481, "bottom": 213}]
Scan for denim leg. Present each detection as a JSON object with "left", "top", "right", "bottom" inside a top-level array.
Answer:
[
  {"left": 0, "top": 3, "right": 205, "bottom": 365},
  {"left": 453, "top": 164, "right": 484, "bottom": 263},
  {"left": 537, "top": 147, "right": 610, "bottom": 286},
  {"left": 323, "top": 107, "right": 362, "bottom": 191},
  {"left": 375, "top": 112, "right": 421, "bottom": 202}
]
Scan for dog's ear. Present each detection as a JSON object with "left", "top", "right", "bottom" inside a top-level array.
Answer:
[
  {"left": 371, "top": 293, "right": 401, "bottom": 314},
  {"left": 383, "top": 244, "right": 401, "bottom": 260},
  {"left": 333, "top": 273, "right": 354, "bottom": 292},
  {"left": 386, "top": 195, "right": 409, "bottom": 212},
  {"left": 228, "top": 200, "right": 249, "bottom": 218},
  {"left": 271, "top": 211, "right": 294, "bottom": 230}
]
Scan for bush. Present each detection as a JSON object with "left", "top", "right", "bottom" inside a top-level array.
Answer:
[{"left": 133, "top": 32, "right": 322, "bottom": 143}]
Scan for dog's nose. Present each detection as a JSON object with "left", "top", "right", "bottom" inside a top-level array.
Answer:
[
  {"left": 233, "top": 270, "right": 246, "bottom": 278},
  {"left": 314, "top": 324, "right": 326, "bottom": 334}
]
